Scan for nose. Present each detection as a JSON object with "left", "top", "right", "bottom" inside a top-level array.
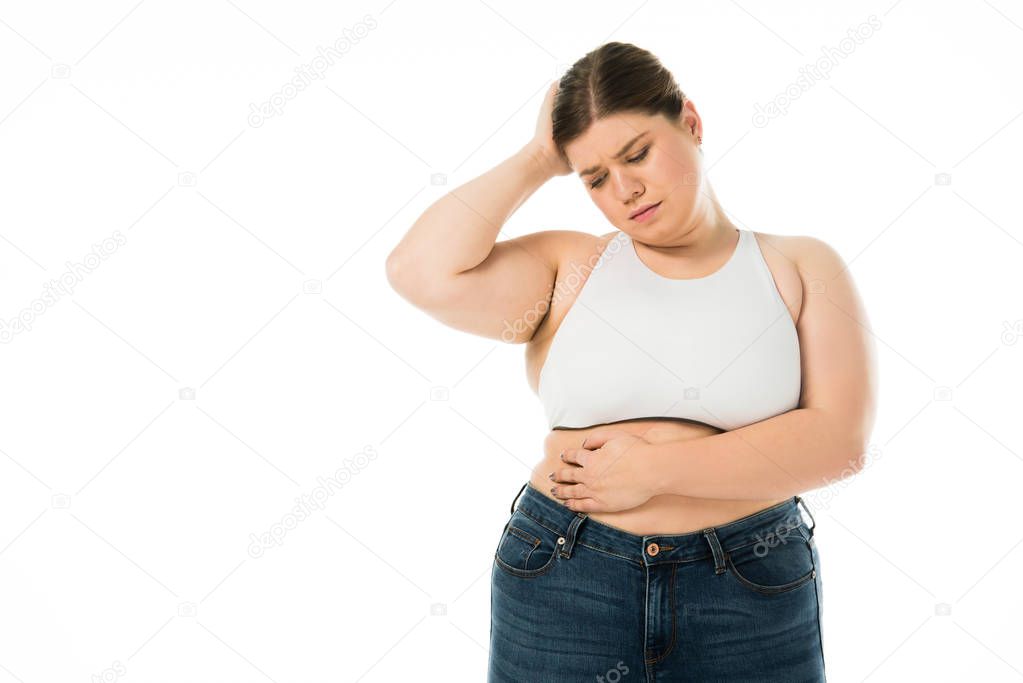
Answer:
[{"left": 610, "top": 167, "right": 643, "bottom": 203}]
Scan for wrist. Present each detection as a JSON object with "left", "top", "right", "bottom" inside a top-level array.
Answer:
[
  {"left": 520, "top": 143, "right": 557, "bottom": 182},
  {"left": 642, "top": 442, "right": 671, "bottom": 497}
]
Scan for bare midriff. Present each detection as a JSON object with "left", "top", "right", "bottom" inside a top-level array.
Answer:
[
  {"left": 524, "top": 229, "right": 799, "bottom": 536},
  {"left": 528, "top": 418, "right": 790, "bottom": 535}
]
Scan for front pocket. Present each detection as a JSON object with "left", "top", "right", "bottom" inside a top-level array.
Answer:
[
  {"left": 493, "top": 510, "right": 561, "bottom": 579},
  {"left": 725, "top": 523, "right": 816, "bottom": 596}
]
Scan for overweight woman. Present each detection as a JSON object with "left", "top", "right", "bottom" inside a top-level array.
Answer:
[{"left": 386, "top": 41, "right": 877, "bottom": 682}]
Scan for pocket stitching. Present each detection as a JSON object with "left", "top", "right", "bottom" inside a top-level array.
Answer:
[
  {"left": 724, "top": 531, "right": 816, "bottom": 596},
  {"left": 494, "top": 524, "right": 558, "bottom": 579},
  {"left": 507, "top": 525, "right": 541, "bottom": 547},
  {"left": 494, "top": 549, "right": 558, "bottom": 578}
]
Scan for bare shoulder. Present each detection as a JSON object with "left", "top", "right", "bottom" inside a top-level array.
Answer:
[
  {"left": 510, "top": 228, "right": 613, "bottom": 268},
  {"left": 556, "top": 227, "right": 619, "bottom": 251},
  {"left": 749, "top": 230, "right": 807, "bottom": 324},
  {"left": 523, "top": 228, "right": 621, "bottom": 390},
  {"left": 774, "top": 232, "right": 876, "bottom": 450},
  {"left": 785, "top": 235, "right": 861, "bottom": 324},
  {"left": 513, "top": 228, "right": 618, "bottom": 329},
  {"left": 750, "top": 230, "right": 806, "bottom": 261},
  {"left": 524, "top": 229, "right": 618, "bottom": 334},
  {"left": 752, "top": 231, "right": 848, "bottom": 282},
  {"left": 529, "top": 228, "right": 620, "bottom": 272},
  {"left": 778, "top": 234, "right": 846, "bottom": 276}
]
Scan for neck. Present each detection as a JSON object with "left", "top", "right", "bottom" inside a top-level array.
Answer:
[{"left": 636, "top": 184, "right": 737, "bottom": 260}]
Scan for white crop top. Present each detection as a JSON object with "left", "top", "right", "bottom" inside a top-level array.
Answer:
[{"left": 537, "top": 228, "right": 802, "bottom": 430}]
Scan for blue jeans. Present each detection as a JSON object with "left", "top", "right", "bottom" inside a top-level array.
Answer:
[{"left": 489, "top": 481, "right": 826, "bottom": 682}]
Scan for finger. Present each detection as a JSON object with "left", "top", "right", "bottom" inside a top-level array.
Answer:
[
  {"left": 580, "top": 429, "right": 631, "bottom": 450},
  {"left": 564, "top": 497, "right": 600, "bottom": 513},
  {"left": 550, "top": 467, "right": 577, "bottom": 484},
  {"left": 561, "top": 449, "right": 587, "bottom": 467},
  {"left": 551, "top": 483, "right": 587, "bottom": 500}
]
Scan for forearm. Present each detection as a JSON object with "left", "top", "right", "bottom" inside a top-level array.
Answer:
[
  {"left": 387, "top": 144, "right": 552, "bottom": 278},
  {"left": 647, "top": 408, "right": 864, "bottom": 501}
]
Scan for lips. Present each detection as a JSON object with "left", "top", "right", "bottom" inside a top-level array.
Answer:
[{"left": 630, "top": 202, "right": 661, "bottom": 219}]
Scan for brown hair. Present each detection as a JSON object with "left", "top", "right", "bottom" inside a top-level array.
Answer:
[{"left": 552, "top": 42, "right": 689, "bottom": 166}]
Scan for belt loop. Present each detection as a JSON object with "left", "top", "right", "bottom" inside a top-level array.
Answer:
[
  {"left": 509, "top": 481, "right": 528, "bottom": 515},
  {"left": 558, "top": 513, "right": 588, "bottom": 560},
  {"left": 795, "top": 495, "right": 816, "bottom": 539},
  {"left": 702, "top": 528, "right": 727, "bottom": 575}
]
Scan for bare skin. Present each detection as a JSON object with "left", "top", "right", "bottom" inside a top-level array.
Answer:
[
  {"left": 387, "top": 81, "right": 874, "bottom": 535},
  {"left": 525, "top": 228, "right": 803, "bottom": 535}
]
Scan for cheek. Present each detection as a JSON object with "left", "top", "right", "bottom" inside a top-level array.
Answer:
[
  {"left": 654, "top": 150, "right": 700, "bottom": 188},
  {"left": 653, "top": 155, "right": 691, "bottom": 183},
  {"left": 593, "top": 196, "right": 619, "bottom": 220}
]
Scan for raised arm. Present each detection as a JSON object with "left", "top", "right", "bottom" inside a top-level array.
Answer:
[{"left": 386, "top": 82, "right": 574, "bottom": 343}]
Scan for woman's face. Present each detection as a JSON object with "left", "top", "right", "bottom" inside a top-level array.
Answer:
[{"left": 563, "top": 106, "right": 704, "bottom": 239}]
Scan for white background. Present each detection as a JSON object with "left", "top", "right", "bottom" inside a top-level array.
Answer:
[{"left": 1, "top": 0, "right": 1021, "bottom": 681}]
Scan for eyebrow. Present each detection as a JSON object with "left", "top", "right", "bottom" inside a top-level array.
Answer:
[{"left": 578, "top": 131, "right": 650, "bottom": 177}]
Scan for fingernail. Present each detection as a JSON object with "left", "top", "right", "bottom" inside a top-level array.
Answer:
[
  {"left": 550, "top": 487, "right": 556, "bottom": 495},
  {"left": 560, "top": 452, "right": 565, "bottom": 461},
  {"left": 548, "top": 472, "right": 554, "bottom": 480}
]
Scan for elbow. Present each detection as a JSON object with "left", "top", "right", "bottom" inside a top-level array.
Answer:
[
  {"left": 838, "top": 430, "right": 871, "bottom": 478},
  {"left": 818, "top": 410, "right": 870, "bottom": 479},
  {"left": 845, "top": 408, "right": 877, "bottom": 474},
  {"left": 385, "top": 249, "right": 448, "bottom": 307},
  {"left": 848, "top": 432, "right": 874, "bottom": 474},
  {"left": 385, "top": 249, "right": 422, "bottom": 300},
  {"left": 385, "top": 249, "right": 408, "bottom": 293},
  {"left": 799, "top": 407, "right": 874, "bottom": 490}
]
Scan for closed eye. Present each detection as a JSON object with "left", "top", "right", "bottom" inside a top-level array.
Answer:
[{"left": 589, "top": 147, "right": 649, "bottom": 189}]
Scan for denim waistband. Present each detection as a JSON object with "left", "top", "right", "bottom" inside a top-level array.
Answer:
[{"left": 508, "top": 481, "right": 815, "bottom": 568}]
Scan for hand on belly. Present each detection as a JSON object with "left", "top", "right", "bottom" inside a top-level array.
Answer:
[
  {"left": 527, "top": 419, "right": 789, "bottom": 535},
  {"left": 547, "top": 429, "right": 658, "bottom": 513},
  {"left": 532, "top": 419, "right": 721, "bottom": 513}
]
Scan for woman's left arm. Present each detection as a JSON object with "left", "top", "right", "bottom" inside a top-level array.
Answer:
[
  {"left": 647, "top": 235, "right": 879, "bottom": 500},
  {"left": 558, "top": 236, "right": 879, "bottom": 507}
]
